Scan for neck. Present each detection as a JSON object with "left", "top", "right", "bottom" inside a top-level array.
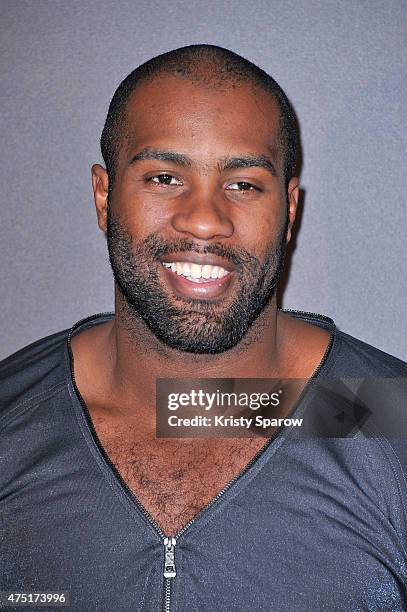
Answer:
[{"left": 106, "top": 289, "right": 282, "bottom": 404}]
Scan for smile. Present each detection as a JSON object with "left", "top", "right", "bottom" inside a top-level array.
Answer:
[
  {"left": 160, "top": 258, "right": 234, "bottom": 299},
  {"left": 162, "top": 261, "right": 230, "bottom": 284}
]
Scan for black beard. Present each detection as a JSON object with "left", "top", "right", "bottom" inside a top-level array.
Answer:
[{"left": 106, "top": 211, "right": 287, "bottom": 354}]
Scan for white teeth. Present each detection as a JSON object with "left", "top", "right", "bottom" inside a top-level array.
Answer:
[
  {"left": 211, "top": 266, "right": 219, "bottom": 279},
  {"left": 190, "top": 263, "right": 201, "bottom": 278},
  {"left": 202, "top": 264, "right": 212, "bottom": 279},
  {"left": 162, "top": 261, "right": 230, "bottom": 280}
]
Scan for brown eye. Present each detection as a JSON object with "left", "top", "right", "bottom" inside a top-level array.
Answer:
[
  {"left": 226, "top": 181, "right": 258, "bottom": 191},
  {"left": 149, "top": 174, "right": 183, "bottom": 186}
]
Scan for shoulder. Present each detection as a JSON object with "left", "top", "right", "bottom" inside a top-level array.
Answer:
[
  {"left": 0, "top": 313, "right": 114, "bottom": 424},
  {"left": 281, "top": 309, "right": 406, "bottom": 377},
  {"left": 330, "top": 329, "right": 407, "bottom": 377},
  {"left": 0, "top": 328, "right": 70, "bottom": 422},
  {"left": 316, "top": 323, "right": 407, "bottom": 479}
]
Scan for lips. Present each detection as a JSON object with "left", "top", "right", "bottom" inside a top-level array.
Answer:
[{"left": 159, "top": 253, "right": 235, "bottom": 299}]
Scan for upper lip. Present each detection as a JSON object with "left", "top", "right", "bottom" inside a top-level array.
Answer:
[{"left": 160, "top": 252, "right": 235, "bottom": 272}]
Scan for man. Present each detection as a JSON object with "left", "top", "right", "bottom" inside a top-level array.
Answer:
[{"left": 1, "top": 45, "right": 407, "bottom": 611}]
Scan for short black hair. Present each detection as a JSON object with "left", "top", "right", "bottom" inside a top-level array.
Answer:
[{"left": 101, "top": 44, "right": 298, "bottom": 187}]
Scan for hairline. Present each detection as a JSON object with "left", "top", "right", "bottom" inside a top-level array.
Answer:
[
  {"left": 101, "top": 47, "right": 298, "bottom": 189},
  {"left": 115, "top": 75, "right": 286, "bottom": 180}
]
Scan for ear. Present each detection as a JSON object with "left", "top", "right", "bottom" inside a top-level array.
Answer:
[
  {"left": 286, "top": 178, "right": 299, "bottom": 243},
  {"left": 91, "top": 164, "right": 110, "bottom": 233}
]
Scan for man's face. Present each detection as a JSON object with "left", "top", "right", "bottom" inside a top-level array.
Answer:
[{"left": 96, "top": 76, "right": 298, "bottom": 353}]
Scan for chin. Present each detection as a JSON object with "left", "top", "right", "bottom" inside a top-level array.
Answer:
[{"left": 144, "top": 317, "right": 245, "bottom": 355}]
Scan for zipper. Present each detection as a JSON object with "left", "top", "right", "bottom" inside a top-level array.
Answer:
[
  {"left": 163, "top": 537, "right": 177, "bottom": 578},
  {"left": 163, "top": 537, "right": 177, "bottom": 612},
  {"left": 158, "top": 434, "right": 279, "bottom": 611},
  {"left": 67, "top": 313, "right": 178, "bottom": 611},
  {"left": 168, "top": 310, "right": 336, "bottom": 550},
  {"left": 67, "top": 309, "right": 335, "bottom": 612}
]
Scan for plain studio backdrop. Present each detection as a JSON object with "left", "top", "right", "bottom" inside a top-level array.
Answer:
[{"left": 0, "top": 0, "right": 406, "bottom": 361}]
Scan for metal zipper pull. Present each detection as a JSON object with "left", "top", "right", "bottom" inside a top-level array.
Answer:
[{"left": 163, "top": 537, "right": 177, "bottom": 578}]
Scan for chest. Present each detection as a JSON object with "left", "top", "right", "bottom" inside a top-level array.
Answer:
[{"left": 91, "top": 419, "right": 267, "bottom": 535}]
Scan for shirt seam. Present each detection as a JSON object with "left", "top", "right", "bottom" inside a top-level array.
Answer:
[
  {"left": 0, "top": 381, "right": 67, "bottom": 431},
  {"left": 350, "top": 412, "right": 407, "bottom": 555},
  {"left": 373, "top": 436, "right": 407, "bottom": 550}
]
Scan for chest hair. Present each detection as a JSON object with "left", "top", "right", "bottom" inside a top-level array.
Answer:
[{"left": 91, "top": 414, "right": 267, "bottom": 535}]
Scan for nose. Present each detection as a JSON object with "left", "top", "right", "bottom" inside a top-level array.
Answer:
[{"left": 170, "top": 188, "right": 234, "bottom": 241}]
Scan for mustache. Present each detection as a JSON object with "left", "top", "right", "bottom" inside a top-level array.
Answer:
[
  {"left": 141, "top": 235, "right": 259, "bottom": 268},
  {"left": 107, "top": 215, "right": 260, "bottom": 269}
]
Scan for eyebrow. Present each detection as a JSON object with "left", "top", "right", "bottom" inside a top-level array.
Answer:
[
  {"left": 129, "top": 148, "right": 192, "bottom": 167},
  {"left": 129, "top": 147, "right": 277, "bottom": 177},
  {"left": 221, "top": 155, "right": 277, "bottom": 177}
]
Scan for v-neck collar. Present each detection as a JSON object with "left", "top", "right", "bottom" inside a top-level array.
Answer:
[{"left": 65, "top": 309, "right": 337, "bottom": 542}]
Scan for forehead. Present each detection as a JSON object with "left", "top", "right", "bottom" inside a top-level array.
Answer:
[{"left": 122, "top": 75, "right": 282, "bottom": 165}]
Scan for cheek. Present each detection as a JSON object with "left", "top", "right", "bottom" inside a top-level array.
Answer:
[
  {"left": 236, "top": 207, "right": 286, "bottom": 258},
  {"left": 110, "top": 181, "right": 169, "bottom": 237}
]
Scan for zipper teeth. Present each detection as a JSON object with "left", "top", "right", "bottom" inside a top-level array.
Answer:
[
  {"left": 67, "top": 308, "right": 335, "bottom": 543},
  {"left": 175, "top": 309, "right": 336, "bottom": 539},
  {"left": 67, "top": 311, "right": 167, "bottom": 540},
  {"left": 176, "top": 436, "right": 274, "bottom": 539},
  {"left": 68, "top": 309, "right": 335, "bottom": 612},
  {"left": 176, "top": 382, "right": 312, "bottom": 539},
  {"left": 164, "top": 578, "right": 171, "bottom": 612}
]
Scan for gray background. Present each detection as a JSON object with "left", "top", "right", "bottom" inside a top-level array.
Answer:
[{"left": 1, "top": 0, "right": 406, "bottom": 360}]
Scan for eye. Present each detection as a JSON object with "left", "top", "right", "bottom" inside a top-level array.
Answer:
[
  {"left": 148, "top": 174, "right": 183, "bottom": 186},
  {"left": 226, "top": 181, "right": 259, "bottom": 192}
]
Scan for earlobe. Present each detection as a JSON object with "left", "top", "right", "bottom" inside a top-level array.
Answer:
[
  {"left": 286, "top": 178, "right": 299, "bottom": 243},
  {"left": 91, "top": 164, "right": 110, "bottom": 233}
]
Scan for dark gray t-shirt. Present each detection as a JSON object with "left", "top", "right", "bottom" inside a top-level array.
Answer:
[{"left": 1, "top": 311, "right": 407, "bottom": 611}]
